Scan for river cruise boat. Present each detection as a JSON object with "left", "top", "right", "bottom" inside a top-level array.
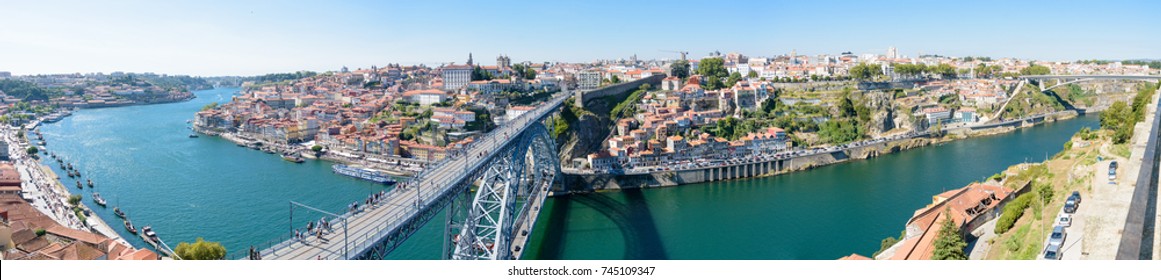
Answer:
[
  {"left": 282, "top": 154, "right": 305, "bottom": 163},
  {"left": 141, "top": 226, "right": 159, "bottom": 247},
  {"left": 332, "top": 164, "right": 395, "bottom": 184}
]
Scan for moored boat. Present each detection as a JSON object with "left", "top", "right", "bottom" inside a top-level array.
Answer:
[
  {"left": 114, "top": 207, "right": 126, "bottom": 219},
  {"left": 75, "top": 181, "right": 83, "bottom": 189},
  {"left": 141, "top": 226, "right": 159, "bottom": 247},
  {"left": 124, "top": 220, "right": 138, "bottom": 235},
  {"left": 282, "top": 154, "right": 304, "bottom": 163},
  {"left": 188, "top": 133, "right": 199, "bottom": 138},
  {"left": 332, "top": 164, "right": 395, "bottom": 184},
  {"left": 92, "top": 193, "right": 107, "bottom": 207},
  {"left": 87, "top": 179, "right": 93, "bottom": 187}
]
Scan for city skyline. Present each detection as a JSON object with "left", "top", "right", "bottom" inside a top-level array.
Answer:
[{"left": 2, "top": 0, "right": 1159, "bottom": 76}]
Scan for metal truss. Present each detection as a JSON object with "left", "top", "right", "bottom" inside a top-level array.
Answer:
[{"left": 446, "top": 123, "right": 560, "bottom": 260}]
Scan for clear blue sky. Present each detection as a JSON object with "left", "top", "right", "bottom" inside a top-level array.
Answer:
[{"left": 2, "top": 0, "right": 1158, "bottom": 76}]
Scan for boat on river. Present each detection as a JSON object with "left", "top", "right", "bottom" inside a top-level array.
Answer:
[
  {"left": 87, "top": 179, "right": 93, "bottom": 187},
  {"left": 124, "top": 220, "right": 138, "bottom": 235},
  {"left": 282, "top": 154, "right": 304, "bottom": 163},
  {"left": 114, "top": 207, "right": 126, "bottom": 219},
  {"left": 141, "top": 226, "right": 159, "bottom": 247},
  {"left": 332, "top": 164, "right": 395, "bottom": 184},
  {"left": 92, "top": 193, "right": 107, "bottom": 207}
]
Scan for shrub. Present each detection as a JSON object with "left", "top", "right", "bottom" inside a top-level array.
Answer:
[
  {"left": 1036, "top": 181, "right": 1054, "bottom": 204},
  {"left": 995, "top": 193, "right": 1033, "bottom": 234},
  {"left": 35, "top": 228, "right": 46, "bottom": 236},
  {"left": 1004, "top": 236, "right": 1021, "bottom": 252}
]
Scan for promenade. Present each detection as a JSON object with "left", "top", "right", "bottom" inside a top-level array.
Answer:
[{"left": 2, "top": 120, "right": 132, "bottom": 248}]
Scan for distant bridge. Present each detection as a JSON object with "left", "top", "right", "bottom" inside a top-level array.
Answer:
[{"left": 1020, "top": 75, "right": 1161, "bottom": 91}]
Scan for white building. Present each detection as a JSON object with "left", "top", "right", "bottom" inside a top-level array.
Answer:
[
  {"left": 506, "top": 105, "right": 535, "bottom": 121},
  {"left": 578, "top": 70, "right": 601, "bottom": 90},
  {"left": 442, "top": 64, "right": 473, "bottom": 91},
  {"left": 402, "top": 89, "right": 449, "bottom": 106}
]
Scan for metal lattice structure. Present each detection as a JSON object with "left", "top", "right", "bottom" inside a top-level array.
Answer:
[{"left": 445, "top": 122, "right": 559, "bottom": 260}]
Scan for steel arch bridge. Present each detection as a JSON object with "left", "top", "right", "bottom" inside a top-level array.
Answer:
[
  {"left": 443, "top": 122, "right": 559, "bottom": 260},
  {"left": 1020, "top": 75, "right": 1161, "bottom": 91},
  {"left": 249, "top": 93, "right": 569, "bottom": 260}
]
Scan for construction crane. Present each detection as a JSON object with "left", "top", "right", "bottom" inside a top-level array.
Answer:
[{"left": 659, "top": 50, "right": 689, "bottom": 61}]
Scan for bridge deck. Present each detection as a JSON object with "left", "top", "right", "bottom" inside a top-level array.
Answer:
[{"left": 259, "top": 94, "right": 567, "bottom": 260}]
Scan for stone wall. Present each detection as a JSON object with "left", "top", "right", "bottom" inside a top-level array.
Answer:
[
  {"left": 574, "top": 75, "right": 665, "bottom": 109},
  {"left": 562, "top": 136, "right": 942, "bottom": 192}
]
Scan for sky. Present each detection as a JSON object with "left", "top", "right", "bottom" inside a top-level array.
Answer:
[{"left": 2, "top": 0, "right": 1159, "bottom": 76}]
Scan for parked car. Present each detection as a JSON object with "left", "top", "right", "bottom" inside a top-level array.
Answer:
[
  {"left": 1109, "top": 160, "right": 1118, "bottom": 170},
  {"left": 1048, "top": 226, "right": 1067, "bottom": 247},
  {"left": 1069, "top": 191, "right": 1081, "bottom": 204},
  {"left": 1043, "top": 244, "right": 1062, "bottom": 260},
  {"left": 1109, "top": 167, "right": 1117, "bottom": 181},
  {"left": 1057, "top": 214, "right": 1072, "bottom": 228},
  {"left": 1064, "top": 200, "right": 1077, "bottom": 214}
]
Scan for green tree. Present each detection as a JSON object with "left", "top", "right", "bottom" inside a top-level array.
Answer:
[
  {"left": 1019, "top": 65, "right": 1051, "bottom": 76},
  {"left": 511, "top": 64, "right": 525, "bottom": 78},
  {"left": 174, "top": 237, "right": 227, "bottom": 260},
  {"left": 0, "top": 79, "right": 56, "bottom": 101},
  {"left": 818, "top": 119, "right": 862, "bottom": 144},
  {"left": 697, "top": 57, "right": 729, "bottom": 90},
  {"left": 26, "top": 146, "right": 38, "bottom": 155},
  {"left": 931, "top": 209, "right": 968, "bottom": 260},
  {"left": 670, "top": 60, "right": 691, "bottom": 80},
  {"left": 1100, "top": 101, "right": 1132, "bottom": 143},
  {"left": 930, "top": 63, "right": 957, "bottom": 79},
  {"left": 838, "top": 94, "right": 857, "bottom": 118},
  {"left": 311, "top": 145, "right": 323, "bottom": 152},
  {"left": 850, "top": 63, "right": 883, "bottom": 81},
  {"left": 68, "top": 194, "right": 82, "bottom": 207},
  {"left": 610, "top": 75, "right": 621, "bottom": 84},
  {"left": 523, "top": 67, "right": 537, "bottom": 80},
  {"left": 201, "top": 102, "right": 219, "bottom": 111},
  {"left": 713, "top": 117, "right": 739, "bottom": 140},
  {"left": 747, "top": 71, "right": 759, "bottom": 79},
  {"left": 725, "top": 72, "right": 743, "bottom": 87}
]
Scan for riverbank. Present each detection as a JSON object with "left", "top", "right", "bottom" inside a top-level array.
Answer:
[
  {"left": 561, "top": 110, "right": 1079, "bottom": 194},
  {"left": 202, "top": 130, "right": 421, "bottom": 177},
  {"left": 3, "top": 124, "right": 134, "bottom": 250}
]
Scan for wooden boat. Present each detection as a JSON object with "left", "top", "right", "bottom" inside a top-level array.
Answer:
[
  {"left": 282, "top": 154, "right": 304, "bottom": 163},
  {"left": 114, "top": 207, "right": 126, "bottom": 219},
  {"left": 87, "top": 179, "right": 94, "bottom": 187},
  {"left": 124, "top": 220, "right": 138, "bottom": 235},
  {"left": 92, "top": 193, "right": 107, "bottom": 207},
  {"left": 75, "top": 181, "right": 83, "bottom": 189}
]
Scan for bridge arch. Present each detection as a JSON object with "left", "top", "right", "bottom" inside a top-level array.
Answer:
[{"left": 446, "top": 122, "right": 560, "bottom": 260}]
